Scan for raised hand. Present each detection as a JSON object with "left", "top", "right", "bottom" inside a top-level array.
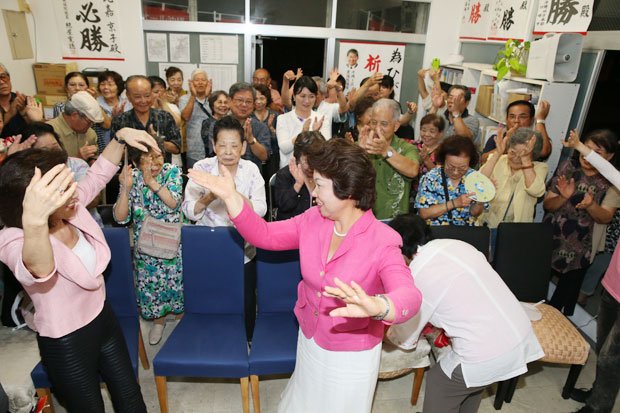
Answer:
[
  {"left": 22, "top": 165, "right": 77, "bottom": 226},
  {"left": 576, "top": 192, "right": 594, "bottom": 210},
  {"left": 7, "top": 134, "right": 37, "bottom": 156},
  {"left": 23, "top": 96, "right": 43, "bottom": 122},
  {"left": 323, "top": 278, "right": 385, "bottom": 319},
  {"left": 431, "top": 85, "right": 444, "bottom": 109},
  {"left": 243, "top": 118, "right": 255, "bottom": 143},
  {"left": 206, "top": 79, "right": 213, "bottom": 96},
  {"left": 112, "top": 100, "right": 126, "bottom": 117},
  {"left": 187, "top": 164, "right": 236, "bottom": 201},
  {"left": 116, "top": 127, "right": 161, "bottom": 153},
  {"left": 283, "top": 70, "right": 296, "bottom": 82},
  {"left": 494, "top": 126, "right": 508, "bottom": 156},
  {"left": 556, "top": 175, "right": 576, "bottom": 200},
  {"left": 405, "top": 101, "right": 417, "bottom": 114},
  {"left": 118, "top": 165, "right": 133, "bottom": 188},
  {"left": 301, "top": 117, "right": 312, "bottom": 133},
  {"left": 79, "top": 143, "right": 98, "bottom": 161},
  {"left": 288, "top": 157, "right": 305, "bottom": 185},
  {"left": 536, "top": 100, "right": 550, "bottom": 121},
  {"left": 188, "top": 79, "right": 197, "bottom": 96},
  {"left": 311, "top": 115, "right": 324, "bottom": 132},
  {"left": 139, "top": 156, "right": 154, "bottom": 184},
  {"left": 295, "top": 68, "right": 303, "bottom": 80}
]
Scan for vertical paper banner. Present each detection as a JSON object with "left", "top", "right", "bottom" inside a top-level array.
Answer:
[
  {"left": 534, "top": 0, "right": 593, "bottom": 34},
  {"left": 488, "top": 0, "right": 536, "bottom": 41},
  {"left": 338, "top": 41, "right": 406, "bottom": 101},
  {"left": 460, "top": 0, "right": 494, "bottom": 41},
  {"left": 54, "top": 0, "right": 124, "bottom": 60}
]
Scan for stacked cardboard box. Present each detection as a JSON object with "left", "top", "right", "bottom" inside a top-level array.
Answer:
[{"left": 32, "top": 62, "right": 79, "bottom": 119}]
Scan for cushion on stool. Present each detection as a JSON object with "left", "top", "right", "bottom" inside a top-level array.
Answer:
[
  {"left": 378, "top": 339, "right": 431, "bottom": 379},
  {"left": 531, "top": 304, "right": 589, "bottom": 365}
]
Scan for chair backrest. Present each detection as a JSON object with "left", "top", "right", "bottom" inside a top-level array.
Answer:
[
  {"left": 256, "top": 249, "right": 302, "bottom": 313},
  {"left": 429, "top": 225, "right": 490, "bottom": 260},
  {"left": 493, "top": 222, "right": 553, "bottom": 302},
  {"left": 103, "top": 227, "right": 137, "bottom": 318},
  {"left": 182, "top": 225, "right": 245, "bottom": 315},
  {"left": 268, "top": 173, "right": 278, "bottom": 222}
]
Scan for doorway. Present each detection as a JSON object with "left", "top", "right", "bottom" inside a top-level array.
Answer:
[{"left": 254, "top": 36, "right": 326, "bottom": 91}]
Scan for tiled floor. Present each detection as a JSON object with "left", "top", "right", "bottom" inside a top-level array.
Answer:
[{"left": 1, "top": 318, "right": 618, "bottom": 413}]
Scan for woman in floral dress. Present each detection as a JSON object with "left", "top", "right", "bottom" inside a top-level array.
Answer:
[{"left": 113, "top": 140, "right": 184, "bottom": 344}]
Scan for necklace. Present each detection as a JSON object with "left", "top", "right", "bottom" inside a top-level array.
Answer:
[{"left": 333, "top": 226, "right": 348, "bottom": 237}]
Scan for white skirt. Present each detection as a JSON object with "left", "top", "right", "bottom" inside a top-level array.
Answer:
[{"left": 278, "top": 330, "right": 382, "bottom": 413}]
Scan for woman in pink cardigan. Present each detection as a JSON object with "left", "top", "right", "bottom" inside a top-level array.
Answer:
[
  {"left": 188, "top": 138, "right": 422, "bottom": 412},
  {"left": 0, "top": 128, "right": 158, "bottom": 412}
]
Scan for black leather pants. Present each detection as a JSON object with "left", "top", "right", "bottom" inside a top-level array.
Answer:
[{"left": 37, "top": 301, "right": 146, "bottom": 413}]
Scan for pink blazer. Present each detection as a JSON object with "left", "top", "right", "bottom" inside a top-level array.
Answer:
[
  {"left": 231, "top": 203, "right": 422, "bottom": 351},
  {"left": 0, "top": 156, "right": 119, "bottom": 338}
]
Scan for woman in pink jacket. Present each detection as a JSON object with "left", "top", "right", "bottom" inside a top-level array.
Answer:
[
  {"left": 188, "top": 138, "right": 422, "bottom": 413},
  {"left": 0, "top": 128, "right": 158, "bottom": 412}
]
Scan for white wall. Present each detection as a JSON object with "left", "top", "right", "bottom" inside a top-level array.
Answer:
[
  {"left": 421, "top": 0, "right": 465, "bottom": 68},
  {"left": 0, "top": 0, "right": 146, "bottom": 95}
]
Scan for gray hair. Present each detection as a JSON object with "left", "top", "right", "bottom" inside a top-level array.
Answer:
[
  {"left": 313, "top": 76, "right": 327, "bottom": 95},
  {"left": 63, "top": 100, "right": 82, "bottom": 117},
  {"left": 229, "top": 82, "right": 256, "bottom": 100},
  {"left": 190, "top": 68, "right": 208, "bottom": 80},
  {"left": 509, "top": 127, "right": 543, "bottom": 161},
  {"left": 0, "top": 63, "right": 8, "bottom": 75},
  {"left": 372, "top": 98, "right": 400, "bottom": 122}
]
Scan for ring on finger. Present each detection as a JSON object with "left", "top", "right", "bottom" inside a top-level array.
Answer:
[{"left": 59, "top": 188, "right": 65, "bottom": 195}]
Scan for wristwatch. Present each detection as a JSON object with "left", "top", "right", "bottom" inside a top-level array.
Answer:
[
  {"left": 536, "top": 119, "right": 546, "bottom": 125},
  {"left": 452, "top": 112, "right": 461, "bottom": 119},
  {"left": 384, "top": 149, "right": 394, "bottom": 160}
]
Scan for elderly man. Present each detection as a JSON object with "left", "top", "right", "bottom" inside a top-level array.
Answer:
[
  {"left": 47, "top": 91, "right": 101, "bottom": 161},
  {"left": 203, "top": 82, "right": 270, "bottom": 169},
  {"left": 0, "top": 63, "right": 43, "bottom": 138},
  {"left": 179, "top": 68, "right": 212, "bottom": 167},
  {"left": 111, "top": 75, "right": 181, "bottom": 162},
  {"left": 360, "top": 98, "right": 420, "bottom": 220},
  {"left": 252, "top": 68, "right": 283, "bottom": 113},
  {"left": 432, "top": 85, "right": 480, "bottom": 147},
  {"left": 480, "top": 99, "right": 551, "bottom": 164}
]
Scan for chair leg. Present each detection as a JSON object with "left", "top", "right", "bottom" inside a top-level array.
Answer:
[
  {"left": 494, "top": 380, "right": 508, "bottom": 410},
  {"left": 138, "top": 328, "right": 150, "bottom": 370},
  {"left": 35, "top": 388, "right": 55, "bottom": 413},
  {"left": 155, "top": 375, "right": 168, "bottom": 413},
  {"left": 240, "top": 377, "right": 250, "bottom": 413},
  {"left": 562, "top": 364, "right": 584, "bottom": 399},
  {"left": 410, "top": 367, "right": 425, "bottom": 406},
  {"left": 250, "top": 375, "right": 261, "bottom": 413},
  {"left": 505, "top": 376, "right": 519, "bottom": 403}
]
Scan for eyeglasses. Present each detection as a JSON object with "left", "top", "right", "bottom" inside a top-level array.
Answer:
[
  {"left": 369, "top": 120, "right": 391, "bottom": 128},
  {"left": 444, "top": 162, "right": 469, "bottom": 173},
  {"left": 78, "top": 113, "right": 93, "bottom": 124},
  {"left": 0, "top": 73, "right": 10, "bottom": 82},
  {"left": 233, "top": 97, "right": 253, "bottom": 106},
  {"left": 141, "top": 153, "right": 164, "bottom": 162}
]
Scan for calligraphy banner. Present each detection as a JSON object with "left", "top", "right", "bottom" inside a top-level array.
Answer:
[
  {"left": 459, "top": 0, "right": 494, "bottom": 41},
  {"left": 53, "top": 0, "right": 124, "bottom": 60},
  {"left": 338, "top": 41, "right": 406, "bottom": 101},
  {"left": 534, "top": 0, "right": 593, "bottom": 34},
  {"left": 488, "top": 0, "right": 536, "bottom": 41}
]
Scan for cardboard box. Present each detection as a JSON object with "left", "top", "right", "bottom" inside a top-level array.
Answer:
[
  {"left": 32, "top": 62, "right": 79, "bottom": 95},
  {"left": 475, "top": 85, "right": 494, "bottom": 117},
  {"left": 507, "top": 92, "right": 532, "bottom": 106}
]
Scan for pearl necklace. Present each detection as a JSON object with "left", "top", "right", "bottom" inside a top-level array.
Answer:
[{"left": 333, "top": 226, "right": 348, "bottom": 237}]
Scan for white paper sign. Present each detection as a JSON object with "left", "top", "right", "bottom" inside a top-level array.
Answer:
[
  {"left": 146, "top": 33, "right": 168, "bottom": 62},
  {"left": 169, "top": 33, "right": 190, "bottom": 63},
  {"left": 338, "top": 41, "right": 406, "bottom": 101},
  {"left": 534, "top": 0, "right": 593, "bottom": 34},
  {"left": 199, "top": 35, "right": 239, "bottom": 64},
  {"left": 199, "top": 64, "right": 238, "bottom": 92},
  {"left": 488, "top": 0, "right": 535, "bottom": 41},
  {"left": 459, "top": 0, "right": 494, "bottom": 41},
  {"left": 53, "top": 0, "right": 124, "bottom": 60},
  {"left": 158, "top": 63, "right": 198, "bottom": 91}
]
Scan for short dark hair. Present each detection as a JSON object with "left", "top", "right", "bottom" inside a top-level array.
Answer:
[
  {"left": 506, "top": 100, "right": 535, "bottom": 118},
  {"left": 293, "top": 131, "right": 326, "bottom": 162},
  {"left": 165, "top": 66, "right": 183, "bottom": 79},
  {"left": 97, "top": 70, "right": 124, "bottom": 96},
  {"left": 253, "top": 84, "right": 272, "bottom": 107},
  {"left": 229, "top": 82, "right": 255, "bottom": 100},
  {"left": 125, "top": 75, "right": 151, "bottom": 92},
  {"left": 213, "top": 116, "right": 244, "bottom": 145},
  {"left": 354, "top": 96, "right": 375, "bottom": 122},
  {"left": 307, "top": 139, "right": 376, "bottom": 211},
  {"left": 64, "top": 71, "right": 89, "bottom": 88},
  {"left": 420, "top": 113, "right": 445, "bottom": 132},
  {"left": 347, "top": 49, "right": 358, "bottom": 57},
  {"left": 23, "top": 122, "right": 65, "bottom": 151},
  {"left": 448, "top": 85, "right": 471, "bottom": 102},
  {"left": 127, "top": 138, "right": 165, "bottom": 168},
  {"left": 0, "top": 149, "right": 68, "bottom": 228},
  {"left": 360, "top": 77, "right": 370, "bottom": 87},
  {"left": 293, "top": 76, "right": 318, "bottom": 96},
  {"left": 148, "top": 75, "right": 167, "bottom": 89},
  {"left": 208, "top": 90, "right": 229, "bottom": 113},
  {"left": 583, "top": 129, "right": 619, "bottom": 167},
  {"left": 389, "top": 213, "right": 433, "bottom": 258},
  {"left": 436, "top": 135, "right": 479, "bottom": 167}
]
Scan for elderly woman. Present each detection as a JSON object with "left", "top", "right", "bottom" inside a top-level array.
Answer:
[
  {"left": 479, "top": 128, "right": 548, "bottom": 251},
  {"left": 276, "top": 75, "right": 332, "bottom": 168},
  {"left": 252, "top": 83, "right": 280, "bottom": 179},
  {"left": 273, "top": 131, "right": 325, "bottom": 220},
  {"left": 188, "top": 138, "right": 421, "bottom": 413},
  {"left": 164, "top": 66, "right": 188, "bottom": 106},
  {"left": 0, "top": 128, "right": 157, "bottom": 412},
  {"left": 388, "top": 214, "right": 543, "bottom": 413},
  {"left": 113, "top": 138, "right": 184, "bottom": 345},
  {"left": 179, "top": 68, "right": 213, "bottom": 167},
  {"left": 416, "top": 135, "right": 485, "bottom": 225},
  {"left": 52, "top": 72, "right": 95, "bottom": 118},
  {"left": 417, "top": 114, "right": 445, "bottom": 177},
  {"left": 544, "top": 129, "right": 619, "bottom": 316}
]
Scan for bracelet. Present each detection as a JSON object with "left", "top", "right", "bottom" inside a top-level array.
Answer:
[
  {"left": 372, "top": 294, "right": 391, "bottom": 321},
  {"left": 113, "top": 134, "right": 126, "bottom": 144}
]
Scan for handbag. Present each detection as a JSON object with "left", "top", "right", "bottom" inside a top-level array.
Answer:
[{"left": 137, "top": 215, "right": 181, "bottom": 259}]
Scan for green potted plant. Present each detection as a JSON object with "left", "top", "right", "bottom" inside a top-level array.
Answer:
[{"left": 493, "top": 39, "right": 530, "bottom": 81}]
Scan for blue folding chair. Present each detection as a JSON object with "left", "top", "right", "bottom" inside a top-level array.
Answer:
[
  {"left": 249, "top": 248, "right": 301, "bottom": 413},
  {"left": 153, "top": 226, "right": 250, "bottom": 413},
  {"left": 31, "top": 227, "right": 148, "bottom": 412}
]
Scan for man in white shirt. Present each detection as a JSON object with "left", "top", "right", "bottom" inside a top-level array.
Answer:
[{"left": 387, "top": 214, "right": 543, "bottom": 413}]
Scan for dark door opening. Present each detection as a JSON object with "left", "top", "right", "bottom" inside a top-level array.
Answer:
[
  {"left": 255, "top": 36, "right": 325, "bottom": 92},
  {"left": 582, "top": 50, "right": 620, "bottom": 135}
]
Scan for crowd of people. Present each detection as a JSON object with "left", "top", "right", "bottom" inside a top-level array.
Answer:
[{"left": 0, "top": 59, "right": 619, "bottom": 413}]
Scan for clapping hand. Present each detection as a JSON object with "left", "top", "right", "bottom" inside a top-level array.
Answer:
[
  {"left": 288, "top": 157, "right": 305, "bottom": 185},
  {"left": 112, "top": 101, "right": 126, "bottom": 117},
  {"left": 22, "top": 165, "right": 77, "bottom": 227},
  {"left": 312, "top": 115, "right": 324, "bottom": 132},
  {"left": 79, "top": 143, "right": 98, "bottom": 161},
  {"left": 6, "top": 134, "right": 37, "bottom": 156},
  {"left": 323, "top": 278, "right": 385, "bottom": 319},
  {"left": 431, "top": 85, "right": 444, "bottom": 109},
  {"left": 187, "top": 164, "right": 237, "bottom": 201},
  {"left": 118, "top": 165, "right": 133, "bottom": 189},
  {"left": 365, "top": 127, "right": 389, "bottom": 156},
  {"left": 556, "top": 175, "right": 576, "bottom": 200},
  {"left": 576, "top": 192, "right": 594, "bottom": 210},
  {"left": 405, "top": 101, "right": 417, "bottom": 114},
  {"left": 23, "top": 96, "right": 43, "bottom": 122}
]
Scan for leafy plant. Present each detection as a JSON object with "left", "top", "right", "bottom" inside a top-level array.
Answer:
[{"left": 493, "top": 39, "right": 530, "bottom": 81}]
